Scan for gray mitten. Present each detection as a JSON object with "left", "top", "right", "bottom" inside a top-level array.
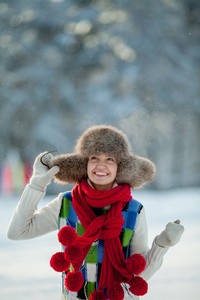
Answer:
[
  {"left": 30, "top": 152, "right": 60, "bottom": 192},
  {"left": 156, "top": 220, "right": 184, "bottom": 248}
]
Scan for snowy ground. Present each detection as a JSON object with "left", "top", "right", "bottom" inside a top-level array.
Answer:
[{"left": 0, "top": 188, "right": 200, "bottom": 300}]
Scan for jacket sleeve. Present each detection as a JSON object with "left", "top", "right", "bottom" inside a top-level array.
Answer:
[
  {"left": 129, "top": 207, "right": 168, "bottom": 281},
  {"left": 7, "top": 184, "right": 63, "bottom": 240}
]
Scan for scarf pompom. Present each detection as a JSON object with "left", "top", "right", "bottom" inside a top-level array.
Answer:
[
  {"left": 89, "top": 289, "right": 107, "bottom": 300},
  {"left": 107, "top": 282, "right": 124, "bottom": 300},
  {"left": 129, "top": 276, "right": 148, "bottom": 296},
  {"left": 64, "top": 245, "right": 83, "bottom": 263},
  {"left": 126, "top": 254, "right": 146, "bottom": 275},
  {"left": 50, "top": 252, "right": 70, "bottom": 272},
  {"left": 64, "top": 270, "right": 84, "bottom": 292},
  {"left": 58, "top": 226, "right": 77, "bottom": 246}
]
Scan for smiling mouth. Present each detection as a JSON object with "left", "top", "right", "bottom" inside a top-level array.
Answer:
[{"left": 94, "top": 172, "right": 108, "bottom": 176}]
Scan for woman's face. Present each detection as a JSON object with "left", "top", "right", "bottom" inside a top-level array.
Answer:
[{"left": 87, "top": 154, "right": 118, "bottom": 191}]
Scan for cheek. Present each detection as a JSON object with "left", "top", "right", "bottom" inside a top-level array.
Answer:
[
  {"left": 87, "top": 162, "right": 93, "bottom": 176},
  {"left": 87, "top": 163, "right": 90, "bottom": 175},
  {"left": 112, "top": 165, "right": 118, "bottom": 178}
]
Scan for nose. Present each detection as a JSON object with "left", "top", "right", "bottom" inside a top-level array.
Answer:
[
  {"left": 97, "top": 161, "right": 104, "bottom": 167},
  {"left": 96, "top": 159, "right": 106, "bottom": 167}
]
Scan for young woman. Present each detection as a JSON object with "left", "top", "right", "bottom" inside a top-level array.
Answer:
[{"left": 7, "top": 125, "right": 184, "bottom": 300}]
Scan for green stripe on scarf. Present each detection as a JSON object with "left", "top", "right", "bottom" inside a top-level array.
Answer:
[
  {"left": 87, "top": 281, "right": 96, "bottom": 299},
  {"left": 122, "top": 228, "right": 134, "bottom": 247},
  {"left": 60, "top": 196, "right": 71, "bottom": 218},
  {"left": 87, "top": 245, "right": 98, "bottom": 263},
  {"left": 77, "top": 222, "right": 86, "bottom": 236}
]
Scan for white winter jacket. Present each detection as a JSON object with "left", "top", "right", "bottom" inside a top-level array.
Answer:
[{"left": 7, "top": 184, "right": 168, "bottom": 300}]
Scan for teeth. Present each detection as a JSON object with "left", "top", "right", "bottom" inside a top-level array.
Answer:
[{"left": 95, "top": 172, "right": 107, "bottom": 176}]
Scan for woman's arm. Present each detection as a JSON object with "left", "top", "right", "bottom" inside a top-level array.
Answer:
[
  {"left": 130, "top": 207, "right": 168, "bottom": 281},
  {"left": 7, "top": 152, "right": 62, "bottom": 240},
  {"left": 7, "top": 184, "right": 63, "bottom": 240}
]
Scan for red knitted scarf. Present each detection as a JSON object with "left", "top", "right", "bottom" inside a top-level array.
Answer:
[
  {"left": 50, "top": 179, "right": 148, "bottom": 299},
  {"left": 71, "top": 179, "right": 132, "bottom": 288}
]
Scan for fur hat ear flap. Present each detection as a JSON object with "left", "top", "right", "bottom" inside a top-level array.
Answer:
[
  {"left": 52, "top": 154, "right": 88, "bottom": 184},
  {"left": 116, "top": 155, "right": 157, "bottom": 189}
]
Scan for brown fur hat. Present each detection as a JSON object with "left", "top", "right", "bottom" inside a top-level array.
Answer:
[{"left": 51, "top": 125, "right": 156, "bottom": 189}]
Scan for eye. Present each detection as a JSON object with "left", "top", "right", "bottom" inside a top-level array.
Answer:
[
  {"left": 90, "top": 156, "right": 98, "bottom": 160},
  {"left": 107, "top": 157, "right": 115, "bottom": 162}
]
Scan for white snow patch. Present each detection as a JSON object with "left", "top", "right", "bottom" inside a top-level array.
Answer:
[{"left": 0, "top": 188, "right": 199, "bottom": 300}]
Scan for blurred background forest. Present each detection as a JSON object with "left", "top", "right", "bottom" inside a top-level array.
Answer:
[{"left": 0, "top": 0, "right": 199, "bottom": 194}]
